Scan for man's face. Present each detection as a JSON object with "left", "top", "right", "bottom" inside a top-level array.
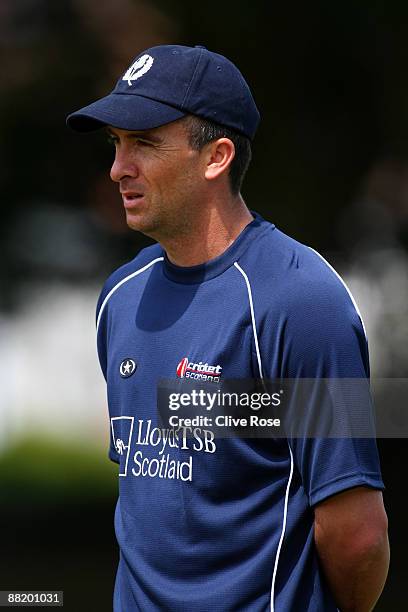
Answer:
[{"left": 108, "top": 119, "right": 205, "bottom": 240}]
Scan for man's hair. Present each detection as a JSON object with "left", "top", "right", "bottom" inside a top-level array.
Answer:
[{"left": 182, "top": 115, "right": 252, "bottom": 195}]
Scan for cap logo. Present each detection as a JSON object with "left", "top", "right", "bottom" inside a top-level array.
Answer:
[{"left": 122, "top": 54, "right": 154, "bottom": 86}]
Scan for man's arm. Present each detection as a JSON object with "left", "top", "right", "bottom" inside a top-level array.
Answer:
[{"left": 314, "top": 486, "right": 389, "bottom": 612}]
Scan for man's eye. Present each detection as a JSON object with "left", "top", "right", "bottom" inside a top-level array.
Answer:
[
  {"left": 135, "top": 139, "right": 152, "bottom": 147},
  {"left": 107, "top": 135, "right": 118, "bottom": 146}
]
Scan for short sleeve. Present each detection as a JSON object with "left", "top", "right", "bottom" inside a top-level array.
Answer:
[{"left": 272, "top": 270, "right": 384, "bottom": 506}]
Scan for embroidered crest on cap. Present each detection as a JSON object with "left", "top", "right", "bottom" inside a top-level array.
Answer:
[{"left": 122, "top": 54, "right": 154, "bottom": 86}]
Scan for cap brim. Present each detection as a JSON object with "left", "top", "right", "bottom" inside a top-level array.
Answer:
[{"left": 66, "top": 93, "right": 186, "bottom": 132}]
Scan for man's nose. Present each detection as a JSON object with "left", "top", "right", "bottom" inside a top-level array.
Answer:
[{"left": 110, "top": 148, "right": 139, "bottom": 182}]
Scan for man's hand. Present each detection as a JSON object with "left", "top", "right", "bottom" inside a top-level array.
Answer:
[{"left": 314, "top": 486, "right": 389, "bottom": 612}]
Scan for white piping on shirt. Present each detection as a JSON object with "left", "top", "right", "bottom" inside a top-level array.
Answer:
[
  {"left": 96, "top": 256, "right": 164, "bottom": 334},
  {"left": 270, "top": 444, "right": 294, "bottom": 612},
  {"left": 233, "top": 261, "right": 264, "bottom": 378},
  {"left": 234, "top": 261, "right": 294, "bottom": 612},
  {"left": 309, "top": 247, "right": 367, "bottom": 339}
]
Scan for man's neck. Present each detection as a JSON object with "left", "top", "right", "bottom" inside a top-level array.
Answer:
[{"left": 162, "top": 195, "right": 254, "bottom": 267}]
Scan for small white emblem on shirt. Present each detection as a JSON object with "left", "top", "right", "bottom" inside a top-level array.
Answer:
[{"left": 120, "top": 358, "right": 137, "bottom": 378}]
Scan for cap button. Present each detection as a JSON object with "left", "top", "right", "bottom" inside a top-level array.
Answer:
[{"left": 195, "top": 45, "right": 207, "bottom": 49}]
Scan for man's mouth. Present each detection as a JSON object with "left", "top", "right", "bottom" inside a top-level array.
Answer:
[{"left": 121, "top": 192, "right": 145, "bottom": 207}]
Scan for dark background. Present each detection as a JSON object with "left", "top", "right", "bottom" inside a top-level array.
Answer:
[{"left": 1, "top": 1, "right": 407, "bottom": 610}]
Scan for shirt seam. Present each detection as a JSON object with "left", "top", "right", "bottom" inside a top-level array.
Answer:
[
  {"left": 309, "top": 470, "right": 384, "bottom": 506},
  {"left": 161, "top": 223, "right": 274, "bottom": 285}
]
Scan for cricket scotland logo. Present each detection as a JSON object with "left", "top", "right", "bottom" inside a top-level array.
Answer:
[
  {"left": 176, "top": 357, "right": 222, "bottom": 382},
  {"left": 122, "top": 54, "right": 154, "bottom": 86}
]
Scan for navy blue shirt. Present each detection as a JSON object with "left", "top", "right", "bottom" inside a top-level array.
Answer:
[{"left": 96, "top": 212, "right": 384, "bottom": 611}]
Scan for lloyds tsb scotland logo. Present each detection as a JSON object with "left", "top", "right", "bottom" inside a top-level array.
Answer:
[{"left": 111, "top": 416, "right": 134, "bottom": 477}]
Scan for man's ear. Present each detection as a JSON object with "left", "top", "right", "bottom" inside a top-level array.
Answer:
[{"left": 204, "top": 138, "right": 235, "bottom": 182}]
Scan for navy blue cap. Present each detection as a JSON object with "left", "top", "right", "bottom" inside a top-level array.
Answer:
[{"left": 66, "top": 45, "right": 260, "bottom": 140}]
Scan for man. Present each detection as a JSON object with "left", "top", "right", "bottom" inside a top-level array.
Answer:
[{"left": 67, "top": 45, "right": 389, "bottom": 611}]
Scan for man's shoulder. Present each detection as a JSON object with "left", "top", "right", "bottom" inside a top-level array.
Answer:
[
  {"left": 243, "top": 224, "right": 368, "bottom": 376},
  {"left": 240, "top": 224, "right": 362, "bottom": 324},
  {"left": 242, "top": 224, "right": 338, "bottom": 285},
  {"left": 96, "top": 243, "right": 163, "bottom": 314}
]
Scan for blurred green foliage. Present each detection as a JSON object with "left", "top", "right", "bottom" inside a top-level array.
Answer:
[{"left": 0, "top": 437, "right": 117, "bottom": 505}]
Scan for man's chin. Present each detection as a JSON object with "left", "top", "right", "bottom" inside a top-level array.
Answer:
[{"left": 125, "top": 211, "right": 159, "bottom": 238}]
